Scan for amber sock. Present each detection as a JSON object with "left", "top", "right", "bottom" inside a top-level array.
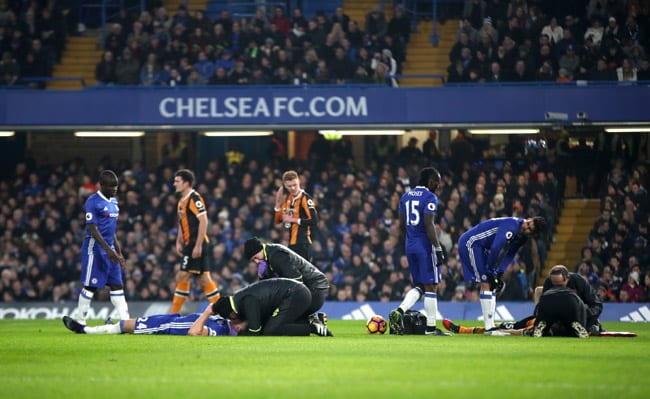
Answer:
[{"left": 170, "top": 281, "right": 191, "bottom": 313}]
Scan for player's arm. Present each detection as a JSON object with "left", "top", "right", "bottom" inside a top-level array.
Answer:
[
  {"left": 424, "top": 212, "right": 445, "bottom": 266},
  {"left": 237, "top": 297, "right": 263, "bottom": 336},
  {"left": 87, "top": 224, "right": 120, "bottom": 263},
  {"left": 113, "top": 233, "right": 126, "bottom": 267},
  {"left": 193, "top": 212, "right": 208, "bottom": 258},
  {"left": 398, "top": 210, "right": 406, "bottom": 243},
  {"left": 175, "top": 218, "right": 183, "bottom": 256},
  {"left": 188, "top": 307, "right": 212, "bottom": 336},
  {"left": 424, "top": 212, "right": 441, "bottom": 248},
  {"left": 295, "top": 196, "right": 318, "bottom": 226},
  {"left": 487, "top": 223, "right": 517, "bottom": 272},
  {"left": 273, "top": 187, "right": 286, "bottom": 224}
]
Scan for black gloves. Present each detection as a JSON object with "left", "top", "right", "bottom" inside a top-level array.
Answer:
[{"left": 489, "top": 272, "right": 506, "bottom": 295}]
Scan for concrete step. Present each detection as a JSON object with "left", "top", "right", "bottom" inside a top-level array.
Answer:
[
  {"left": 400, "top": 78, "right": 444, "bottom": 87},
  {"left": 555, "top": 223, "right": 593, "bottom": 233},
  {"left": 66, "top": 42, "right": 100, "bottom": 51},
  {"left": 563, "top": 199, "right": 601, "bottom": 209},
  {"left": 52, "top": 71, "right": 95, "bottom": 79},
  {"left": 46, "top": 80, "right": 88, "bottom": 90}
]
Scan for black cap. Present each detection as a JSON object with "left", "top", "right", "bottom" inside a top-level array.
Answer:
[
  {"left": 244, "top": 237, "right": 263, "bottom": 259},
  {"left": 212, "top": 297, "right": 234, "bottom": 317}
]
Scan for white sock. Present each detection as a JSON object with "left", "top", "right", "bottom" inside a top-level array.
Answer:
[
  {"left": 399, "top": 287, "right": 423, "bottom": 312},
  {"left": 76, "top": 288, "right": 94, "bottom": 325},
  {"left": 491, "top": 292, "right": 497, "bottom": 324},
  {"left": 85, "top": 323, "right": 122, "bottom": 335},
  {"left": 110, "top": 290, "right": 130, "bottom": 319},
  {"left": 423, "top": 292, "right": 438, "bottom": 327},
  {"left": 480, "top": 290, "right": 496, "bottom": 330}
]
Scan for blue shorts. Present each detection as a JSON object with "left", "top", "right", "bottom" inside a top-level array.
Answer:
[
  {"left": 81, "top": 239, "right": 123, "bottom": 288},
  {"left": 458, "top": 236, "right": 491, "bottom": 283},
  {"left": 133, "top": 313, "right": 230, "bottom": 336},
  {"left": 406, "top": 251, "right": 440, "bottom": 285}
]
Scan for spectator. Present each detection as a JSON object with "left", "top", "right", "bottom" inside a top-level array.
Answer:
[
  {"left": 331, "top": 7, "right": 350, "bottom": 34},
  {"left": 590, "top": 57, "right": 616, "bottom": 80},
  {"left": 636, "top": 58, "right": 649, "bottom": 80},
  {"left": 0, "top": 51, "right": 19, "bottom": 85},
  {"left": 620, "top": 271, "right": 644, "bottom": 302},
  {"left": 115, "top": 48, "right": 141, "bottom": 85},
  {"left": 95, "top": 50, "right": 117, "bottom": 85},
  {"left": 364, "top": 7, "right": 387, "bottom": 42},
  {"left": 270, "top": 6, "right": 290, "bottom": 36},
  {"left": 139, "top": 53, "right": 160, "bottom": 85},
  {"left": 229, "top": 60, "right": 251, "bottom": 84},
  {"left": 388, "top": 5, "right": 411, "bottom": 44},
  {"left": 616, "top": 57, "right": 637, "bottom": 80},
  {"left": 398, "top": 137, "right": 423, "bottom": 165},
  {"left": 463, "top": 0, "right": 486, "bottom": 30},
  {"left": 584, "top": 17, "right": 605, "bottom": 46}
]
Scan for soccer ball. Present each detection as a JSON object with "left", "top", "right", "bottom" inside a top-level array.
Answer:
[{"left": 366, "top": 315, "right": 387, "bottom": 334}]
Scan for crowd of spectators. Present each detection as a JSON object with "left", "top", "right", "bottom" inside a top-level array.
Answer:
[
  {"left": 1, "top": 129, "right": 594, "bottom": 306},
  {"left": 578, "top": 143, "right": 650, "bottom": 304},
  {"left": 94, "top": 3, "right": 411, "bottom": 87},
  {"left": 0, "top": 0, "right": 76, "bottom": 88},
  {"left": 448, "top": 0, "right": 650, "bottom": 83},
  {"left": 2, "top": 129, "right": 649, "bottom": 305}
]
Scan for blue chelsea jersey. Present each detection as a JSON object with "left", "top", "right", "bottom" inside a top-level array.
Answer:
[
  {"left": 399, "top": 186, "right": 439, "bottom": 252},
  {"left": 84, "top": 191, "right": 119, "bottom": 247}
]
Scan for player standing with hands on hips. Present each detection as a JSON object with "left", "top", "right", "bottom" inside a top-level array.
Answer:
[
  {"left": 170, "top": 169, "right": 220, "bottom": 313},
  {"left": 390, "top": 166, "right": 450, "bottom": 336},
  {"left": 274, "top": 170, "right": 318, "bottom": 261},
  {"left": 73, "top": 170, "right": 129, "bottom": 325}
]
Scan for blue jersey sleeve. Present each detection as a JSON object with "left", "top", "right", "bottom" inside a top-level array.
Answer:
[{"left": 84, "top": 195, "right": 98, "bottom": 226}]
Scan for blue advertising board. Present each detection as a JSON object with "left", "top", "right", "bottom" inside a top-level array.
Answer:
[{"left": 1, "top": 84, "right": 649, "bottom": 128}]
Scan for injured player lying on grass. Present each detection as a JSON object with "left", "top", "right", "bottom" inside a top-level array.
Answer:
[
  {"left": 442, "top": 318, "right": 636, "bottom": 337},
  {"left": 62, "top": 312, "right": 244, "bottom": 336}
]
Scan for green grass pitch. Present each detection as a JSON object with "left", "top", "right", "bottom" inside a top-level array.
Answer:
[{"left": 1, "top": 319, "right": 648, "bottom": 399}]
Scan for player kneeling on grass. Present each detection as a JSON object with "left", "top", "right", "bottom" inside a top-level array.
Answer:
[
  {"left": 63, "top": 312, "right": 244, "bottom": 336},
  {"left": 211, "top": 277, "right": 333, "bottom": 337}
]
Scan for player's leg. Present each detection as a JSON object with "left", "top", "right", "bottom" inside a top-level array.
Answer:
[
  {"left": 442, "top": 319, "right": 486, "bottom": 334},
  {"left": 533, "top": 291, "right": 567, "bottom": 337},
  {"left": 75, "top": 245, "right": 105, "bottom": 325},
  {"left": 171, "top": 254, "right": 192, "bottom": 313},
  {"left": 197, "top": 271, "right": 220, "bottom": 304},
  {"left": 195, "top": 242, "right": 220, "bottom": 305},
  {"left": 307, "top": 287, "right": 328, "bottom": 325},
  {"left": 107, "top": 262, "right": 129, "bottom": 320},
  {"left": 564, "top": 294, "right": 589, "bottom": 338},
  {"left": 460, "top": 243, "right": 495, "bottom": 330},
  {"left": 63, "top": 315, "right": 128, "bottom": 334},
  {"left": 263, "top": 285, "right": 321, "bottom": 336},
  {"left": 420, "top": 253, "right": 448, "bottom": 335},
  {"left": 390, "top": 253, "right": 423, "bottom": 334}
]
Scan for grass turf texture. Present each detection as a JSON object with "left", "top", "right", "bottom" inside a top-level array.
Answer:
[{"left": 1, "top": 320, "right": 648, "bottom": 399}]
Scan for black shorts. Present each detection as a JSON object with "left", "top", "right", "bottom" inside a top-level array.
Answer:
[{"left": 180, "top": 241, "right": 210, "bottom": 274}]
